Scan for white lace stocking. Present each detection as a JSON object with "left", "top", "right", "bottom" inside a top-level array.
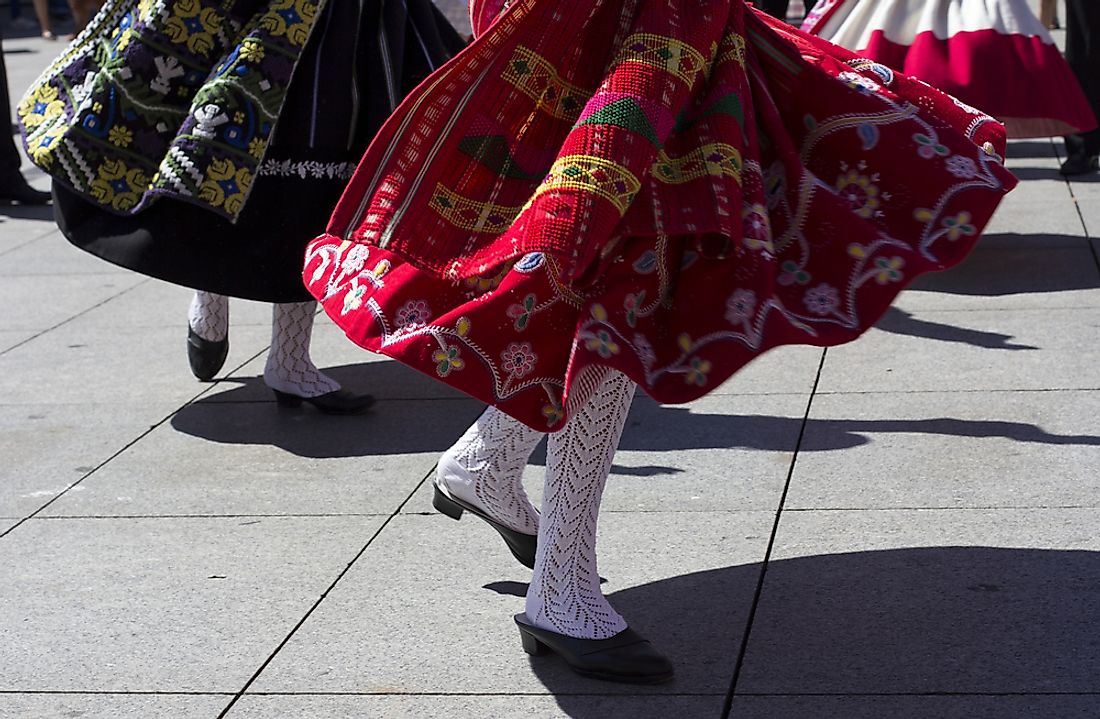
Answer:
[
  {"left": 525, "top": 368, "right": 636, "bottom": 640},
  {"left": 263, "top": 301, "right": 341, "bottom": 398},
  {"left": 437, "top": 406, "right": 544, "bottom": 534},
  {"left": 188, "top": 291, "right": 229, "bottom": 342}
]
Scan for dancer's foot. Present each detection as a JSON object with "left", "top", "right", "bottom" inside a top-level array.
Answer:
[
  {"left": 0, "top": 171, "right": 51, "bottom": 205},
  {"left": 263, "top": 301, "right": 373, "bottom": 414},
  {"left": 187, "top": 292, "right": 229, "bottom": 381},
  {"left": 515, "top": 614, "right": 673, "bottom": 684},
  {"left": 1060, "top": 153, "right": 1099, "bottom": 177}
]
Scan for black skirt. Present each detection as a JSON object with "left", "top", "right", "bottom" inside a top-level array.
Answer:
[{"left": 59, "top": 0, "right": 464, "bottom": 303}]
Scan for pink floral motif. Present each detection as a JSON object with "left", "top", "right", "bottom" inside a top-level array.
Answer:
[
  {"left": 395, "top": 299, "right": 431, "bottom": 330},
  {"left": 725, "top": 289, "right": 757, "bottom": 324},
  {"left": 500, "top": 341, "right": 537, "bottom": 378},
  {"left": 804, "top": 284, "right": 840, "bottom": 316},
  {"left": 742, "top": 203, "right": 774, "bottom": 253}
]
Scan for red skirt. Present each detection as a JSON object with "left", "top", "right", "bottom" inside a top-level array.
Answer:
[
  {"left": 304, "top": 0, "right": 1016, "bottom": 430},
  {"left": 802, "top": 0, "right": 1098, "bottom": 138}
]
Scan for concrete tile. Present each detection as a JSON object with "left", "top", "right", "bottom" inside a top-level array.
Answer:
[
  {"left": 0, "top": 693, "right": 230, "bottom": 719},
  {"left": 0, "top": 322, "right": 272, "bottom": 405},
  {"left": 817, "top": 308, "right": 1100, "bottom": 393},
  {"left": 900, "top": 244, "right": 1100, "bottom": 311},
  {"left": 1073, "top": 178, "right": 1100, "bottom": 239},
  {"left": 0, "top": 516, "right": 384, "bottom": 691},
  {"left": 730, "top": 696, "right": 1100, "bottom": 719},
  {"left": 787, "top": 390, "right": 1100, "bottom": 509},
  {"left": 0, "top": 273, "right": 146, "bottom": 331},
  {"left": 982, "top": 187, "right": 1084, "bottom": 237},
  {"left": 77, "top": 279, "right": 272, "bottom": 330},
  {"left": 250, "top": 511, "right": 774, "bottom": 695},
  {"left": 0, "top": 402, "right": 167, "bottom": 518},
  {"left": 710, "top": 345, "right": 823, "bottom": 396},
  {"left": 0, "top": 221, "right": 56, "bottom": 256},
  {"left": 0, "top": 517, "right": 19, "bottom": 534},
  {"left": 0, "top": 329, "right": 36, "bottom": 354},
  {"left": 228, "top": 694, "right": 726, "bottom": 718},
  {"left": 0, "top": 229, "right": 131, "bottom": 276},
  {"left": 737, "top": 509, "right": 1100, "bottom": 694},
  {"left": 43, "top": 397, "right": 484, "bottom": 517}
]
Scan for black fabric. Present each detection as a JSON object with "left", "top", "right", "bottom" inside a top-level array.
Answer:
[
  {"left": 0, "top": 37, "right": 23, "bottom": 175},
  {"left": 1064, "top": 0, "right": 1100, "bottom": 155},
  {"left": 59, "top": 0, "right": 465, "bottom": 302},
  {"left": 754, "top": 0, "right": 816, "bottom": 21}
]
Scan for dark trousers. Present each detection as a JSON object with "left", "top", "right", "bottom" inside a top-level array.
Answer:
[
  {"left": 1065, "top": 0, "right": 1100, "bottom": 155},
  {"left": 0, "top": 37, "right": 23, "bottom": 174}
]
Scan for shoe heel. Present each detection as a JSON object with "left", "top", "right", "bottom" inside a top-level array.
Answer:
[
  {"left": 432, "top": 486, "right": 464, "bottom": 521},
  {"left": 518, "top": 627, "right": 548, "bottom": 656},
  {"left": 272, "top": 390, "right": 303, "bottom": 408}
]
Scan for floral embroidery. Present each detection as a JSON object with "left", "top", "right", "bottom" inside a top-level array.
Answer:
[
  {"left": 107, "top": 125, "right": 133, "bottom": 148},
  {"left": 507, "top": 294, "right": 538, "bottom": 331},
  {"left": 837, "top": 71, "right": 881, "bottom": 95},
  {"left": 501, "top": 342, "right": 537, "bottom": 378},
  {"left": 624, "top": 291, "right": 646, "bottom": 327},
  {"left": 464, "top": 265, "right": 509, "bottom": 294},
  {"left": 90, "top": 158, "right": 148, "bottom": 211},
  {"left": 945, "top": 155, "right": 978, "bottom": 179},
  {"left": 164, "top": 1, "right": 223, "bottom": 55},
  {"left": 433, "top": 345, "right": 466, "bottom": 377},
  {"left": 585, "top": 329, "right": 621, "bottom": 358},
  {"left": 836, "top": 164, "right": 881, "bottom": 219},
  {"left": 342, "top": 285, "right": 366, "bottom": 314},
  {"left": 778, "top": 260, "right": 810, "bottom": 286},
  {"left": 742, "top": 203, "right": 773, "bottom": 252},
  {"left": 804, "top": 284, "right": 840, "bottom": 316},
  {"left": 873, "top": 257, "right": 905, "bottom": 284},
  {"left": 395, "top": 299, "right": 431, "bottom": 330},
  {"left": 199, "top": 158, "right": 253, "bottom": 215},
  {"left": 541, "top": 401, "right": 564, "bottom": 427},
  {"left": 257, "top": 159, "right": 357, "bottom": 179},
  {"left": 725, "top": 289, "right": 756, "bottom": 324},
  {"left": 341, "top": 245, "right": 371, "bottom": 275},
  {"left": 913, "top": 133, "right": 951, "bottom": 159},
  {"left": 942, "top": 212, "right": 976, "bottom": 241},
  {"left": 685, "top": 357, "right": 713, "bottom": 386}
]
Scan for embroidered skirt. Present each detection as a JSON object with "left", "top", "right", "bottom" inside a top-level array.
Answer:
[
  {"left": 305, "top": 0, "right": 1016, "bottom": 429},
  {"left": 802, "top": 0, "right": 1097, "bottom": 138},
  {"left": 21, "top": 0, "right": 463, "bottom": 302}
]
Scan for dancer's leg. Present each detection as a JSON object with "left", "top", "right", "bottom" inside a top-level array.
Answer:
[
  {"left": 525, "top": 368, "right": 635, "bottom": 640},
  {"left": 436, "top": 406, "right": 543, "bottom": 534},
  {"left": 263, "top": 301, "right": 342, "bottom": 398},
  {"left": 188, "top": 291, "right": 229, "bottom": 342}
]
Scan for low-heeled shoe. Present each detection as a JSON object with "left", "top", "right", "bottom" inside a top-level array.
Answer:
[
  {"left": 1059, "top": 154, "right": 1099, "bottom": 177},
  {"left": 187, "top": 327, "right": 229, "bottom": 381},
  {"left": 272, "top": 388, "right": 375, "bottom": 415},
  {"left": 514, "top": 614, "right": 675, "bottom": 684},
  {"left": 433, "top": 484, "right": 537, "bottom": 569}
]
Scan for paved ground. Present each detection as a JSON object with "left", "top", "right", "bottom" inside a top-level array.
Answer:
[{"left": 2, "top": 2, "right": 1099, "bottom": 718}]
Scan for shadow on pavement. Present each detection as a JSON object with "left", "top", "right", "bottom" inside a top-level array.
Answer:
[
  {"left": 1005, "top": 140, "right": 1058, "bottom": 159},
  {"left": 0, "top": 202, "right": 53, "bottom": 221},
  {"left": 498, "top": 547, "right": 1100, "bottom": 717},
  {"left": 169, "top": 362, "right": 483, "bottom": 458},
  {"left": 876, "top": 307, "right": 1039, "bottom": 350}
]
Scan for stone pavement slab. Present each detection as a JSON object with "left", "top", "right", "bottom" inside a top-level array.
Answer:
[
  {"left": 787, "top": 389, "right": 1100, "bottom": 509},
  {"left": 249, "top": 511, "right": 774, "bottom": 696},
  {"left": 816, "top": 308, "right": 1100, "bottom": 393},
  {"left": 226, "top": 694, "right": 725, "bottom": 718},
  {"left": 0, "top": 273, "right": 146, "bottom": 332},
  {"left": 41, "top": 397, "right": 483, "bottom": 517},
  {"left": 0, "top": 228, "right": 129, "bottom": 276},
  {"left": 736, "top": 508, "right": 1100, "bottom": 695},
  {"left": 0, "top": 516, "right": 383, "bottom": 692},
  {"left": 729, "top": 696, "right": 1100, "bottom": 719},
  {"left": 0, "top": 694, "right": 231, "bottom": 719}
]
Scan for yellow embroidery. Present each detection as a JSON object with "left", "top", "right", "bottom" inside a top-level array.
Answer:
[
  {"left": 652, "top": 143, "right": 743, "bottom": 185},
  {"left": 526, "top": 155, "right": 641, "bottom": 215},
  {"left": 612, "top": 33, "right": 708, "bottom": 87},
  {"left": 430, "top": 183, "right": 523, "bottom": 233},
  {"left": 502, "top": 47, "right": 590, "bottom": 122},
  {"left": 717, "top": 34, "right": 747, "bottom": 67}
]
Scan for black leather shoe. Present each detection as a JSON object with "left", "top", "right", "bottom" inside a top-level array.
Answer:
[
  {"left": 1059, "top": 153, "right": 1099, "bottom": 176},
  {"left": 433, "top": 485, "right": 537, "bottom": 569},
  {"left": 272, "top": 388, "right": 375, "bottom": 415},
  {"left": 187, "top": 327, "right": 228, "bottom": 381},
  {"left": 515, "top": 614, "right": 674, "bottom": 684},
  {"left": 0, "top": 174, "right": 51, "bottom": 205}
]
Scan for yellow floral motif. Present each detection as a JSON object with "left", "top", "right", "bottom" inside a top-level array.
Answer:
[
  {"left": 233, "top": 112, "right": 245, "bottom": 124},
  {"left": 28, "top": 124, "right": 66, "bottom": 168},
  {"left": 836, "top": 169, "right": 880, "bottom": 219},
  {"left": 108, "top": 125, "right": 133, "bottom": 148},
  {"left": 248, "top": 138, "right": 267, "bottom": 159},
  {"left": 464, "top": 265, "right": 509, "bottom": 294},
  {"left": 239, "top": 39, "right": 266, "bottom": 63},
  {"left": 18, "top": 84, "right": 65, "bottom": 130},
  {"left": 259, "top": 0, "right": 318, "bottom": 47},
  {"left": 199, "top": 158, "right": 253, "bottom": 216},
  {"left": 90, "top": 158, "right": 149, "bottom": 211},
  {"left": 685, "top": 357, "right": 713, "bottom": 387},
  {"left": 164, "top": 0, "right": 223, "bottom": 56}
]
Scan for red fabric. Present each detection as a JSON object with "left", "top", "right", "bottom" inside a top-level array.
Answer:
[
  {"left": 861, "top": 28, "right": 1097, "bottom": 138},
  {"left": 306, "top": 1, "right": 1016, "bottom": 430}
]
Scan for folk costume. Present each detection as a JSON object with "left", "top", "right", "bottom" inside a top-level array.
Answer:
[
  {"left": 306, "top": 0, "right": 1016, "bottom": 680},
  {"left": 802, "top": 0, "right": 1097, "bottom": 138},
  {"left": 18, "top": 0, "right": 463, "bottom": 409}
]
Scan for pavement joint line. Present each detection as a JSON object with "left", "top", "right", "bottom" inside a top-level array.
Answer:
[
  {"left": 812, "top": 387, "right": 1100, "bottom": 395},
  {"left": 0, "top": 276, "right": 151, "bottom": 357},
  {"left": 720, "top": 348, "right": 828, "bottom": 719},
  {"left": 0, "top": 224, "right": 62, "bottom": 258},
  {"left": 31, "top": 514, "right": 399, "bottom": 520},
  {"left": 0, "top": 346, "right": 270, "bottom": 540},
  {"left": 214, "top": 465, "right": 438, "bottom": 719},
  {"left": 731, "top": 691, "right": 1100, "bottom": 697},
  {"left": 780, "top": 505, "right": 1100, "bottom": 512}
]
